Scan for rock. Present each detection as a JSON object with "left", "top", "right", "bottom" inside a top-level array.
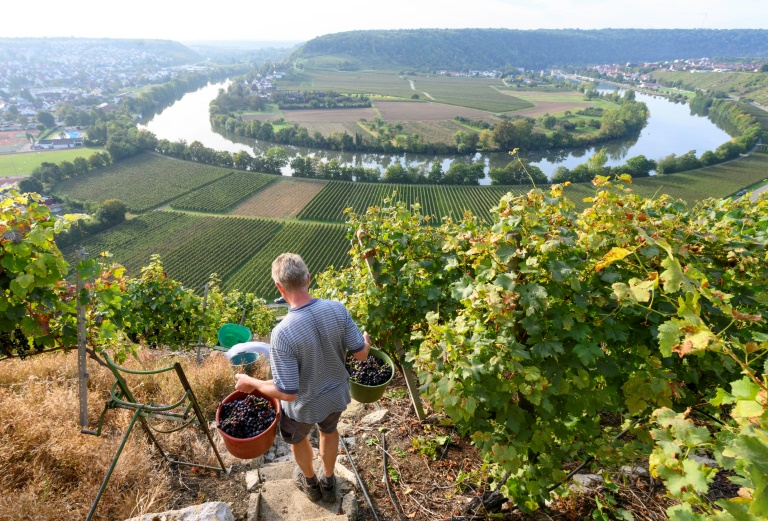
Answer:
[
  {"left": 341, "top": 492, "right": 358, "bottom": 521},
  {"left": 246, "top": 493, "right": 260, "bottom": 521},
  {"left": 619, "top": 466, "right": 649, "bottom": 477},
  {"left": 334, "top": 457, "right": 358, "bottom": 491},
  {"left": 341, "top": 400, "right": 365, "bottom": 420},
  {"left": 690, "top": 454, "right": 719, "bottom": 468},
  {"left": 125, "top": 501, "right": 234, "bottom": 521},
  {"left": 569, "top": 473, "right": 604, "bottom": 492},
  {"left": 360, "top": 409, "right": 388, "bottom": 426},
  {"left": 336, "top": 421, "right": 354, "bottom": 436},
  {"left": 245, "top": 469, "right": 261, "bottom": 491},
  {"left": 249, "top": 455, "right": 265, "bottom": 468}
]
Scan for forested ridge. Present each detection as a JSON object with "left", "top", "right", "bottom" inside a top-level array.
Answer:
[{"left": 295, "top": 28, "right": 768, "bottom": 70}]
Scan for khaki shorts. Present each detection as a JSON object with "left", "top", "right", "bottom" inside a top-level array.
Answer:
[{"left": 279, "top": 410, "right": 343, "bottom": 445}]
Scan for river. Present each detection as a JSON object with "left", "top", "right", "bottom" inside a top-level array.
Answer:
[{"left": 139, "top": 81, "right": 732, "bottom": 184}]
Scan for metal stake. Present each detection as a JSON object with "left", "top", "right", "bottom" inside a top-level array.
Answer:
[{"left": 76, "top": 247, "right": 88, "bottom": 428}]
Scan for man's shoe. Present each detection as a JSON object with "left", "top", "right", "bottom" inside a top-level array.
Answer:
[
  {"left": 293, "top": 466, "right": 322, "bottom": 501},
  {"left": 320, "top": 474, "right": 336, "bottom": 503}
]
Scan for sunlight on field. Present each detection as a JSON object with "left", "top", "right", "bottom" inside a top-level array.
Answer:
[{"left": 0, "top": 147, "right": 103, "bottom": 176}]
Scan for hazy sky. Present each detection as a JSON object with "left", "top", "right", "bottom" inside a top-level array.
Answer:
[{"left": 4, "top": 0, "right": 766, "bottom": 43}]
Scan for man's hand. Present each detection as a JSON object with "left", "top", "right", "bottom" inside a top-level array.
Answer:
[
  {"left": 354, "top": 331, "right": 372, "bottom": 361},
  {"left": 234, "top": 373, "right": 260, "bottom": 394}
]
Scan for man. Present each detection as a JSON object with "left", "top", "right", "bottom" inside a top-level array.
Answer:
[{"left": 235, "top": 253, "right": 370, "bottom": 502}]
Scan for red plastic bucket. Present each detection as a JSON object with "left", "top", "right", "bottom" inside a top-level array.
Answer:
[{"left": 215, "top": 390, "right": 280, "bottom": 459}]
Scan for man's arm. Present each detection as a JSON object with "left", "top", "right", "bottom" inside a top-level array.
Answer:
[
  {"left": 235, "top": 374, "right": 297, "bottom": 402},
  {"left": 352, "top": 331, "right": 372, "bottom": 361}
]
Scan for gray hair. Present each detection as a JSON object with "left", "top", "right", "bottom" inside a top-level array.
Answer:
[{"left": 272, "top": 253, "right": 309, "bottom": 292}]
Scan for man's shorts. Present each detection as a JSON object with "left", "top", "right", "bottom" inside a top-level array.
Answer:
[{"left": 279, "top": 410, "right": 343, "bottom": 445}]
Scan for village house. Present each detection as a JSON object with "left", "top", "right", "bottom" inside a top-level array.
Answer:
[{"left": 33, "top": 137, "right": 83, "bottom": 150}]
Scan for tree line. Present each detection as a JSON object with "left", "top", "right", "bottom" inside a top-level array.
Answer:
[{"left": 294, "top": 28, "right": 768, "bottom": 70}]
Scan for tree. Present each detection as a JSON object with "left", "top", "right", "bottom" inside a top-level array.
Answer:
[
  {"left": 427, "top": 161, "right": 444, "bottom": 184},
  {"left": 622, "top": 155, "right": 656, "bottom": 177},
  {"left": 18, "top": 176, "right": 43, "bottom": 193},
  {"left": 489, "top": 159, "right": 548, "bottom": 185},
  {"left": 541, "top": 114, "right": 557, "bottom": 129},
  {"left": 36, "top": 110, "right": 56, "bottom": 129},
  {"left": 263, "top": 147, "right": 289, "bottom": 174},
  {"left": 96, "top": 199, "right": 127, "bottom": 225}
]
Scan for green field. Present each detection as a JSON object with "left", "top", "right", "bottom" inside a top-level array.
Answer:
[
  {"left": 0, "top": 147, "right": 103, "bottom": 177},
  {"left": 169, "top": 171, "right": 278, "bottom": 213},
  {"left": 279, "top": 68, "right": 534, "bottom": 113},
  {"left": 54, "top": 153, "right": 234, "bottom": 212}
]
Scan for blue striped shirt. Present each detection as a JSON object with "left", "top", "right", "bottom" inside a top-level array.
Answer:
[{"left": 270, "top": 298, "right": 365, "bottom": 424}]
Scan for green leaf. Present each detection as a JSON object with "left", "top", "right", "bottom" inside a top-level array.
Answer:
[
  {"left": 666, "top": 504, "right": 706, "bottom": 521},
  {"left": 574, "top": 342, "right": 602, "bottom": 365},
  {"left": 732, "top": 435, "right": 768, "bottom": 475},
  {"left": 15, "top": 273, "right": 34, "bottom": 289},
  {"left": 731, "top": 400, "right": 764, "bottom": 419},
  {"left": 658, "top": 319, "right": 682, "bottom": 357},
  {"left": 660, "top": 256, "right": 690, "bottom": 293}
]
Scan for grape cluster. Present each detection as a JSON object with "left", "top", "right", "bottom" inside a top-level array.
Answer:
[
  {"left": 346, "top": 354, "right": 392, "bottom": 386},
  {"left": 218, "top": 395, "right": 276, "bottom": 439}
]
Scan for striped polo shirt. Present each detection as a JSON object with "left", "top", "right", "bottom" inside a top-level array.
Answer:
[{"left": 270, "top": 298, "right": 365, "bottom": 424}]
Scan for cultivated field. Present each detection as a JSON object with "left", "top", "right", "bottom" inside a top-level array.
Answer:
[
  {"left": 223, "top": 221, "right": 350, "bottom": 296},
  {"left": 651, "top": 71, "right": 768, "bottom": 107},
  {"left": 281, "top": 107, "right": 378, "bottom": 122},
  {"left": 279, "top": 68, "right": 534, "bottom": 113},
  {"left": 629, "top": 151, "right": 768, "bottom": 202},
  {"left": 61, "top": 210, "right": 351, "bottom": 297},
  {"left": 496, "top": 89, "right": 595, "bottom": 117},
  {"left": 397, "top": 120, "right": 469, "bottom": 145},
  {"left": 231, "top": 178, "right": 327, "bottom": 218},
  {"left": 169, "top": 171, "right": 277, "bottom": 213},
  {"left": 296, "top": 181, "right": 522, "bottom": 223},
  {"left": 374, "top": 101, "right": 497, "bottom": 122},
  {"left": 0, "top": 146, "right": 103, "bottom": 176},
  {"left": 293, "top": 121, "right": 365, "bottom": 137},
  {"left": 54, "top": 153, "right": 233, "bottom": 212}
]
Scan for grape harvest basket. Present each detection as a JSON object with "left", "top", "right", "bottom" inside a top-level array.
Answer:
[
  {"left": 216, "top": 390, "right": 280, "bottom": 459},
  {"left": 349, "top": 347, "right": 395, "bottom": 403}
]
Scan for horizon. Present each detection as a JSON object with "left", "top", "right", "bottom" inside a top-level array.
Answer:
[{"left": 2, "top": 0, "right": 766, "bottom": 43}]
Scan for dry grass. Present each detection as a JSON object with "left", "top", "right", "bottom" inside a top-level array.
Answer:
[{"left": 0, "top": 348, "right": 245, "bottom": 521}]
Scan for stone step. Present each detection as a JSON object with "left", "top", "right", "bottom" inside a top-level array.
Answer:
[
  {"left": 257, "top": 478, "right": 351, "bottom": 521},
  {"left": 254, "top": 454, "right": 359, "bottom": 521}
]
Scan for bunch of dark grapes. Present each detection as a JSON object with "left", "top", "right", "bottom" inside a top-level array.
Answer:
[
  {"left": 346, "top": 355, "right": 392, "bottom": 386},
  {"left": 218, "top": 395, "right": 276, "bottom": 439}
]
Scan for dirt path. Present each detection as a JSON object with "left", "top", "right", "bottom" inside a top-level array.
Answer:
[
  {"left": 408, "top": 80, "right": 415, "bottom": 91},
  {"left": 750, "top": 183, "right": 768, "bottom": 202},
  {"left": 422, "top": 92, "right": 434, "bottom": 100}
]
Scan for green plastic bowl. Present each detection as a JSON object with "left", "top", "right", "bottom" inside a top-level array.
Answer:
[
  {"left": 349, "top": 348, "right": 395, "bottom": 403},
  {"left": 230, "top": 352, "right": 259, "bottom": 367},
  {"left": 218, "top": 323, "right": 252, "bottom": 349}
]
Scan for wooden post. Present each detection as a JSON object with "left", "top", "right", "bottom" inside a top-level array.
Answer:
[
  {"left": 76, "top": 248, "right": 88, "bottom": 428},
  {"left": 393, "top": 338, "right": 427, "bottom": 421},
  {"left": 196, "top": 282, "right": 210, "bottom": 365}
]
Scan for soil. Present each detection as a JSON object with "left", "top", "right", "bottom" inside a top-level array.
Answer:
[{"left": 231, "top": 178, "right": 327, "bottom": 218}]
